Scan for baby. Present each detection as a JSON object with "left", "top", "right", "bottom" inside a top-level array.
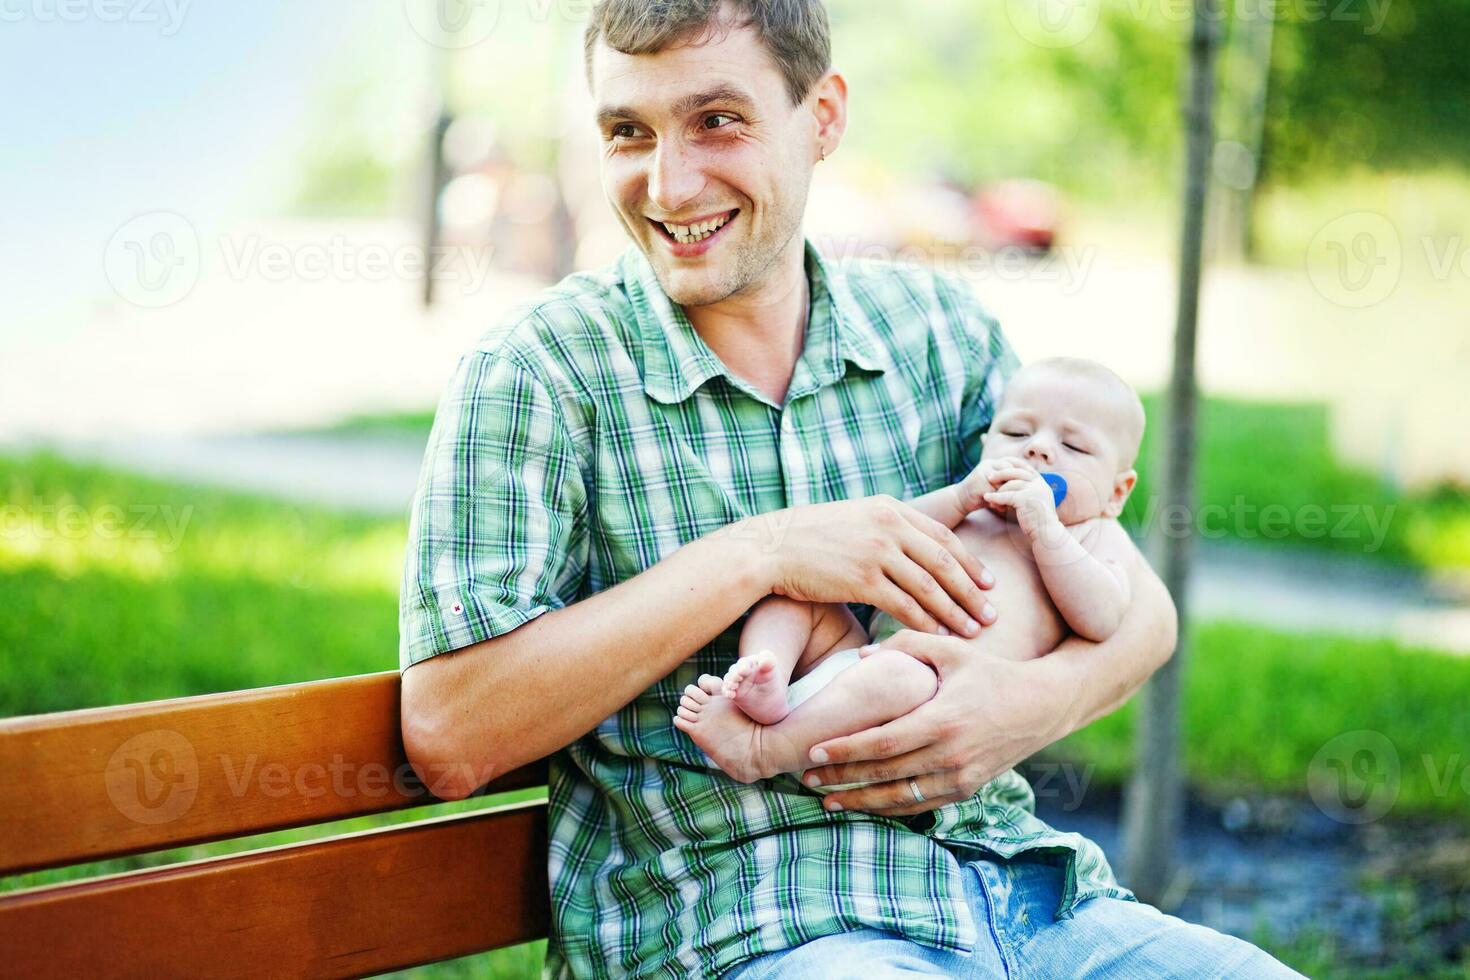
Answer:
[{"left": 672, "top": 357, "right": 1146, "bottom": 789}]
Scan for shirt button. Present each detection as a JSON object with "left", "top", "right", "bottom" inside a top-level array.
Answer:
[{"left": 780, "top": 416, "right": 794, "bottom": 434}]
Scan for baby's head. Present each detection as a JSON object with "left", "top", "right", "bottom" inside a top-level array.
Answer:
[{"left": 981, "top": 357, "right": 1145, "bottom": 524}]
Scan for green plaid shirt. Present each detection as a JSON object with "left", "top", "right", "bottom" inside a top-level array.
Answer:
[{"left": 400, "top": 242, "right": 1133, "bottom": 979}]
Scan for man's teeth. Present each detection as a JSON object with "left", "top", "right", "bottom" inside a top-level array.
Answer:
[{"left": 661, "top": 212, "right": 733, "bottom": 244}]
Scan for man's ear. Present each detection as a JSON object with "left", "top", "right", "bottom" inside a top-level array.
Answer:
[
  {"left": 809, "top": 69, "right": 847, "bottom": 162},
  {"left": 1103, "top": 469, "right": 1137, "bottom": 518}
]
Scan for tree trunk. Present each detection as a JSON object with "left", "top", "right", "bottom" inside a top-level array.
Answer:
[
  {"left": 1209, "top": 3, "right": 1276, "bottom": 261},
  {"left": 1121, "top": 0, "right": 1221, "bottom": 908}
]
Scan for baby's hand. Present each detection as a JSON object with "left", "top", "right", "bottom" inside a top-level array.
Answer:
[
  {"left": 983, "top": 465, "right": 1060, "bottom": 538},
  {"left": 956, "top": 458, "right": 1039, "bottom": 516},
  {"left": 978, "top": 458, "right": 1037, "bottom": 506}
]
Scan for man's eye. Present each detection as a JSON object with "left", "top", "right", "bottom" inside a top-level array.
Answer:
[
  {"left": 610, "top": 123, "right": 639, "bottom": 140},
  {"left": 703, "top": 113, "right": 738, "bottom": 130}
]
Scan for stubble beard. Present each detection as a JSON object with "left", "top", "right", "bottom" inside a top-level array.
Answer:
[{"left": 645, "top": 186, "right": 808, "bottom": 310}]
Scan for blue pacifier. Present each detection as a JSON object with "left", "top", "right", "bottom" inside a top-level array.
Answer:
[{"left": 1041, "top": 472, "right": 1068, "bottom": 506}]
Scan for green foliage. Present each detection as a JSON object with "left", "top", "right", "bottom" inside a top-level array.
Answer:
[
  {"left": 1264, "top": 0, "right": 1470, "bottom": 182},
  {"left": 826, "top": 3, "right": 1185, "bottom": 195},
  {"left": 824, "top": 0, "right": 1470, "bottom": 202},
  {"left": 1049, "top": 621, "right": 1470, "bottom": 819},
  {"left": 1125, "top": 394, "right": 1470, "bottom": 570}
]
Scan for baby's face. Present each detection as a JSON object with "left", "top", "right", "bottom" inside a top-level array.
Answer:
[{"left": 980, "top": 365, "right": 1141, "bottom": 524}]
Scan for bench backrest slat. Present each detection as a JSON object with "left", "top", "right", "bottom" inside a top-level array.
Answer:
[
  {"left": 0, "top": 671, "right": 547, "bottom": 876},
  {"left": 0, "top": 802, "right": 549, "bottom": 978}
]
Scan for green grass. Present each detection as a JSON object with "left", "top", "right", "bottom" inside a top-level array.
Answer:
[
  {"left": 5, "top": 450, "right": 1470, "bottom": 976},
  {"left": 1048, "top": 622, "right": 1470, "bottom": 821},
  {"left": 0, "top": 452, "right": 406, "bottom": 715},
  {"left": 1128, "top": 395, "right": 1470, "bottom": 572}
]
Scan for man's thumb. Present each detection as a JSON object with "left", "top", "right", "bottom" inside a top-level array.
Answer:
[{"left": 884, "top": 629, "right": 950, "bottom": 667}]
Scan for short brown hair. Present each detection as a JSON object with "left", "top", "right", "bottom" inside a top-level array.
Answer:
[{"left": 584, "top": 0, "right": 832, "bottom": 106}]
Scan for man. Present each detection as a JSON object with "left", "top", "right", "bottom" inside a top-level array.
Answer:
[{"left": 399, "top": 1, "right": 1300, "bottom": 976}]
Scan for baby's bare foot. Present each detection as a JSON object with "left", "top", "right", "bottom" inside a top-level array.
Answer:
[
  {"left": 722, "top": 651, "right": 791, "bottom": 725},
  {"left": 673, "top": 673, "right": 772, "bottom": 784}
]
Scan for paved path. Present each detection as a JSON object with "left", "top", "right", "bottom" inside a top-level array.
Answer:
[{"left": 18, "top": 431, "right": 1470, "bottom": 655}]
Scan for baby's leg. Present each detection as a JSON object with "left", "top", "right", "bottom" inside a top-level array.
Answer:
[
  {"left": 725, "top": 595, "right": 813, "bottom": 724},
  {"left": 727, "top": 597, "right": 862, "bottom": 724},
  {"left": 674, "top": 649, "right": 937, "bottom": 785}
]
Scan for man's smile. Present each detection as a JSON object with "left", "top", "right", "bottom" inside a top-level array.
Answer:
[{"left": 647, "top": 208, "right": 740, "bottom": 257}]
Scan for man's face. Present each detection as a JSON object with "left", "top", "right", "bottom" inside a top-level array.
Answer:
[{"left": 590, "top": 19, "right": 817, "bottom": 307}]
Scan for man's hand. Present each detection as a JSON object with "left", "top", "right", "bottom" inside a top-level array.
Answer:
[
  {"left": 744, "top": 495, "right": 996, "bottom": 638},
  {"left": 797, "top": 630, "right": 1070, "bottom": 815},
  {"left": 798, "top": 557, "right": 1178, "bottom": 816}
]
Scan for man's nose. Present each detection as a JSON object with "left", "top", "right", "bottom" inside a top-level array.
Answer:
[{"left": 648, "top": 140, "right": 706, "bottom": 214}]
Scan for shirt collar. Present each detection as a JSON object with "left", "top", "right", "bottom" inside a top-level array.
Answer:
[{"left": 626, "top": 240, "right": 886, "bottom": 407}]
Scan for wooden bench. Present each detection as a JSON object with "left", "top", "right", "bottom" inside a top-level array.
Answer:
[{"left": 0, "top": 672, "right": 549, "bottom": 977}]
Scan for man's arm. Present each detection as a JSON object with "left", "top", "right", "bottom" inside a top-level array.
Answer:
[
  {"left": 797, "top": 553, "right": 1177, "bottom": 814},
  {"left": 402, "top": 494, "right": 998, "bottom": 800},
  {"left": 401, "top": 527, "right": 769, "bottom": 800}
]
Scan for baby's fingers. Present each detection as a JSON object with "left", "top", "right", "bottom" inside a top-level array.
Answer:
[{"left": 987, "top": 468, "right": 1036, "bottom": 488}]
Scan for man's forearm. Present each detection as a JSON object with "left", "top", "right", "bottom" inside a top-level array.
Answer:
[
  {"left": 400, "top": 527, "right": 771, "bottom": 798},
  {"left": 1035, "top": 558, "right": 1178, "bottom": 739}
]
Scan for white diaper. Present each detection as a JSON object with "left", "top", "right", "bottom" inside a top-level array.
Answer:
[{"left": 782, "top": 647, "right": 870, "bottom": 794}]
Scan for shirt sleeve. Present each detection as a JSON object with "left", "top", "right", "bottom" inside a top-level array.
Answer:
[
  {"left": 948, "top": 280, "right": 1021, "bottom": 479},
  {"left": 398, "top": 350, "right": 588, "bottom": 670}
]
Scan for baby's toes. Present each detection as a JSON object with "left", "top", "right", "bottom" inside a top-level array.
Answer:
[{"left": 697, "top": 674, "right": 724, "bottom": 695}]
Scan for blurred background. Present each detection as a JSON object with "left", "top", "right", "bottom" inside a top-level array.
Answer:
[{"left": 3, "top": 1, "right": 1469, "bottom": 976}]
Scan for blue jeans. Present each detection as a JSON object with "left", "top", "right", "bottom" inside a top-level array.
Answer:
[{"left": 721, "top": 857, "right": 1303, "bottom": 979}]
